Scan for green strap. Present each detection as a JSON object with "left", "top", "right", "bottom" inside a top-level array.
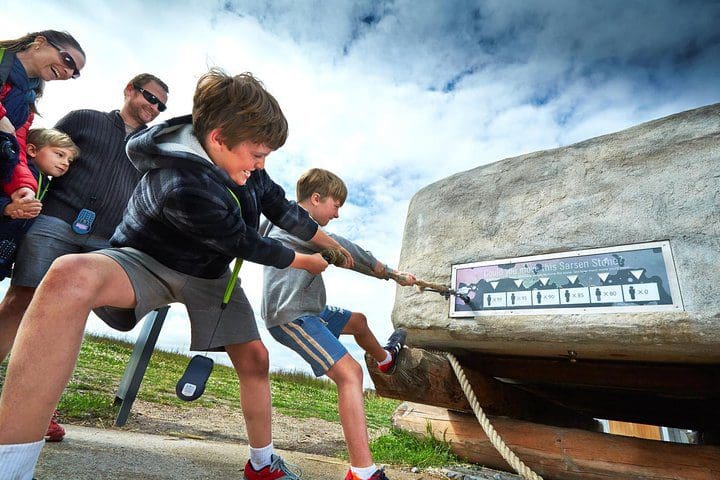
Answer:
[
  {"left": 222, "top": 187, "right": 243, "bottom": 307},
  {"left": 37, "top": 175, "right": 50, "bottom": 201},
  {"left": 225, "top": 187, "right": 240, "bottom": 209},
  {"left": 222, "top": 258, "right": 243, "bottom": 307}
]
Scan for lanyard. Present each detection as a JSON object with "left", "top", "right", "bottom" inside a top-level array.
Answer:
[
  {"left": 221, "top": 187, "right": 243, "bottom": 308},
  {"left": 176, "top": 185, "right": 250, "bottom": 402},
  {"left": 17, "top": 176, "right": 50, "bottom": 231},
  {"left": 37, "top": 175, "right": 50, "bottom": 201}
]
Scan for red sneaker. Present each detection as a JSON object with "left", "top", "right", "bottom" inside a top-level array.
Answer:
[
  {"left": 45, "top": 411, "right": 65, "bottom": 442},
  {"left": 377, "top": 328, "right": 407, "bottom": 374},
  {"left": 243, "top": 454, "right": 302, "bottom": 479},
  {"left": 344, "top": 467, "right": 390, "bottom": 480}
]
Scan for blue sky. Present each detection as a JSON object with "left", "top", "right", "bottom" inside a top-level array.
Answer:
[{"left": 4, "top": 0, "right": 719, "bottom": 385}]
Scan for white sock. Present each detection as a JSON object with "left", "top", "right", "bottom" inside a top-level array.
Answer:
[
  {"left": 0, "top": 439, "right": 44, "bottom": 480},
  {"left": 249, "top": 442, "right": 273, "bottom": 470},
  {"left": 351, "top": 464, "right": 378, "bottom": 479},
  {"left": 377, "top": 350, "right": 392, "bottom": 366}
]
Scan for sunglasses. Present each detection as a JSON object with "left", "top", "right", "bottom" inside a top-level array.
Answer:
[
  {"left": 47, "top": 40, "right": 81, "bottom": 79},
  {"left": 133, "top": 85, "right": 167, "bottom": 112}
]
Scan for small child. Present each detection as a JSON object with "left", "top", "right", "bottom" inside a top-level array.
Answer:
[
  {"left": 261, "top": 167, "right": 416, "bottom": 480},
  {"left": 0, "top": 128, "right": 78, "bottom": 280}
]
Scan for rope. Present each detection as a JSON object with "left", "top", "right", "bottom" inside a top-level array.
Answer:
[
  {"left": 319, "top": 247, "right": 348, "bottom": 267},
  {"left": 414, "top": 279, "right": 451, "bottom": 294},
  {"left": 320, "top": 247, "right": 444, "bottom": 288},
  {"left": 320, "top": 247, "right": 376, "bottom": 277},
  {"left": 446, "top": 352, "right": 543, "bottom": 480}
]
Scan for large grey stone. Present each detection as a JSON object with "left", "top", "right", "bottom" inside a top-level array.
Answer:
[{"left": 394, "top": 103, "right": 720, "bottom": 363}]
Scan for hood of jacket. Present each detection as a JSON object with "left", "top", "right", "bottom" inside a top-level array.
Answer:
[{"left": 126, "top": 115, "right": 238, "bottom": 190}]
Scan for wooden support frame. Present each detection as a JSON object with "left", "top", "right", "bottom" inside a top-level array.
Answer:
[
  {"left": 509, "top": 382, "right": 719, "bottom": 431},
  {"left": 367, "top": 347, "right": 720, "bottom": 432},
  {"left": 394, "top": 402, "right": 720, "bottom": 480},
  {"left": 462, "top": 353, "right": 720, "bottom": 396}
]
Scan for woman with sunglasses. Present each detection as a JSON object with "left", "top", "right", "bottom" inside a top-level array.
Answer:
[{"left": 0, "top": 30, "right": 85, "bottom": 211}]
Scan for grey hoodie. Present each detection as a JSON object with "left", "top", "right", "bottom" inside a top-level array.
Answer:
[{"left": 260, "top": 219, "right": 380, "bottom": 327}]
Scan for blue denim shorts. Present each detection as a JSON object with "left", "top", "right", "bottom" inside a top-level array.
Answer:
[{"left": 268, "top": 306, "right": 351, "bottom": 377}]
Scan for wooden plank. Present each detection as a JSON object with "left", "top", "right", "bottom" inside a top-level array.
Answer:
[
  {"left": 394, "top": 402, "right": 720, "bottom": 480},
  {"left": 608, "top": 421, "right": 662, "bottom": 440},
  {"left": 365, "top": 349, "right": 598, "bottom": 430}
]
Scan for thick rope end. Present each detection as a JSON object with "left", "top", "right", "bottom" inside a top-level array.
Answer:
[{"left": 320, "top": 248, "right": 346, "bottom": 266}]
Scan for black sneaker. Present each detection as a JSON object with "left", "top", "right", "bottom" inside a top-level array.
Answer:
[{"left": 378, "top": 328, "right": 407, "bottom": 374}]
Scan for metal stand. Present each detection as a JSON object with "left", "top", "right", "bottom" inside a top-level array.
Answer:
[{"left": 113, "top": 306, "right": 169, "bottom": 426}]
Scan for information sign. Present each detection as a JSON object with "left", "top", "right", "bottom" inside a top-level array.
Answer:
[{"left": 450, "top": 241, "right": 683, "bottom": 317}]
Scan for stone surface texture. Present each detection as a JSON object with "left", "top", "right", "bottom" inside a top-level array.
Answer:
[{"left": 394, "top": 103, "right": 720, "bottom": 363}]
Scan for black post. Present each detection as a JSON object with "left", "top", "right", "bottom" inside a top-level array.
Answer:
[{"left": 114, "top": 306, "right": 169, "bottom": 426}]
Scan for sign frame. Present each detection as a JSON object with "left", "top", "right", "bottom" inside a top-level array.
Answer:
[{"left": 449, "top": 241, "right": 683, "bottom": 317}]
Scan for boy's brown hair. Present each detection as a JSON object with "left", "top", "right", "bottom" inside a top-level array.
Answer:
[
  {"left": 192, "top": 69, "right": 288, "bottom": 151},
  {"left": 296, "top": 168, "right": 348, "bottom": 204},
  {"left": 26, "top": 128, "right": 80, "bottom": 160}
]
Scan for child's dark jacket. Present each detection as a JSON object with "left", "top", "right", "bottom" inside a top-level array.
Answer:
[
  {"left": 114, "top": 115, "right": 318, "bottom": 279},
  {"left": 0, "top": 161, "right": 47, "bottom": 279}
]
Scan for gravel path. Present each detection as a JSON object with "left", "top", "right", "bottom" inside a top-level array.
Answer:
[
  {"left": 36, "top": 401, "right": 445, "bottom": 480},
  {"left": 35, "top": 425, "right": 441, "bottom": 480}
]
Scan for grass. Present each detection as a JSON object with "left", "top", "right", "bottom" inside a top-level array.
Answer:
[
  {"left": 0, "top": 334, "right": 457, "bottom": 467},
  {"left": 370, "top": 427, "right": 458, "bottom": 468}
]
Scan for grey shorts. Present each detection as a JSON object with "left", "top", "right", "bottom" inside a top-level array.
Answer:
[
  {"left": 12, "top": 215, "right": 111, "bottom": 288},
  {"left": 94, "top": 247, "right": 259, "bottom": 351}
]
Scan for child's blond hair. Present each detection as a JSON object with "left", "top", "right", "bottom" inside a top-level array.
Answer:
[
  {"left": 296, "top": 168, "right": 347, "bottom": 204},
  {"left": 26, "top": 128, "right": 80, "bottom": 160}
]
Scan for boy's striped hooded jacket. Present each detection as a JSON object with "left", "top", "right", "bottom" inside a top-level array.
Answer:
[{"left": 114, "top": 115, "right": 318, "bottom": 279}]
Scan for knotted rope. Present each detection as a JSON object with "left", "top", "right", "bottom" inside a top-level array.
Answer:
[
  {"left": 321, "top": 248, "right": 448, "bottom": 288},
  {"left": 320, "top": 247, "right": 351, "bottom": 267},
  {"left": 321, "top": 247, "right": 392, "bottom": 278}
]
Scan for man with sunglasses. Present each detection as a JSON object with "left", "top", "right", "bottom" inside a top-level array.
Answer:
[{"left": 0, "top": 73, "right": 168, "bottom": 441}]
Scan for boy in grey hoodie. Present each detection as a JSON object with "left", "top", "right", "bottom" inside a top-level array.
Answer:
[
  {"left": 261, "top": 168, "right": 416, "bottom": 480},
  {"left": 0, "top": 70, "right": 353, "bottom": 480}
]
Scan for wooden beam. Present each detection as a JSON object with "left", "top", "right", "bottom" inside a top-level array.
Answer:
[
  {"left": 366, "top": 348, "right": 598, "bottom": 430},
  {"left": 366, "top": 348, "right": 470, "bottom": 410},
  {"left": 394, "top": 402, "right": 720, "bottom": 480}
]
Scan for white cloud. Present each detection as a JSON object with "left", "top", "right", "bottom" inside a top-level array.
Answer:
[{"left": 3, "top": 0, "right": 718, "bottom": 388}]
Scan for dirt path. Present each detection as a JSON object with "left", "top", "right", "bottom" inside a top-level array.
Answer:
[
  {"left": 118, "top": 399, "right": 352, "bottom": 457},
  {"left": 36, "top": 425, "right": 387, "bottom": 480},
  {"left": 52, "top": 400, "right": 443, "bottom": 480}
]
